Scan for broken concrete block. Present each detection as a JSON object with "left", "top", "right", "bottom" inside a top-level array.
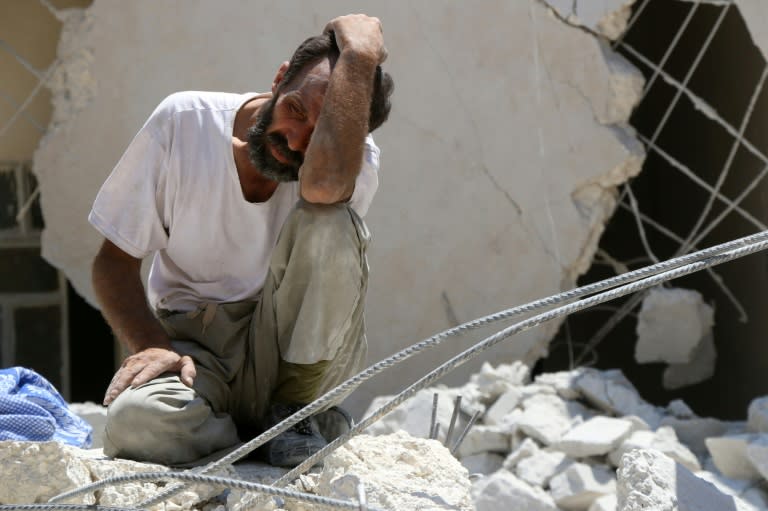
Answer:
[
  {"left": 470, "top": 362, "right": 531, "bottom": 403},
  {"left": 617, "top": 449, "right": 756, "bottom": 511},
  {"left": 316, "top": 431, "right": 473, "bottom": 511},
  {"left": 520, "top": 383, "right": 559, "bottom": 401},
  {"left": 575, "top": 368, "right": 663, "bottom": 428},
  {"left": 0, "top": 441, "right": 93, "bottom": 504},
  {"left": 695, "top": 470, "right": 768, "bottom": 510},
  {"left": 516, "top": 394, "right": 592, "bottom": 445},
  {"left": 472, "top": 470, "right": 558, "bottom": 511},
  {"left": 706, "top": 434, "right": 762, "bottom": 481},
  {"left": 745, "top": 435, "right": 768, "bottom": 482},
  {"left": 484, "top": 387, "right": 523, "bottom": 426},
  {"left": 460, "top": 452, "right": 505, "bottom": 476},
  {"left": 608, "top": 426, "right": 701, "bottom": 472},
  {"left": 515, "top": 448, "right": 574, "bottom": 488},
  {"left": 534, "top": 368, "right": 586, "bottom": 399},
  {"left": 660, "top": 416, "right": 729, "bottom": 458},
  {"left": 455, "top": 424, "right": 511, "bottom": 458},
  {"left": 666, "top": 399, "right": 696, "bottom": 419},
  {"left": 748, "top": 396, "right": 768, "bottom": 433},
  {"left": 503, "top": 437, "right": 541, "bottom": 471},
  {"left": 556, "top": 416, "right": 635, "bottom": 458},
  {"left": 549, "top": 462, "right": 617, "bottom": 511},
  {"left": 588, "top": 494, "right": 617, "bottom": 511},
  {"left": 663, "top": 332, "right": 717, "bottom": 390},
  {"left": 635, "top": 287, "right": 714, "bottom": 364}
]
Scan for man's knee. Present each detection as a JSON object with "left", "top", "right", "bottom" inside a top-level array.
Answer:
[
  {"left": 289, "top": 201, "right": 366, "bottom": 254},
  {"left": 103, "top": 378, "right": 238, "bottom": 466}
]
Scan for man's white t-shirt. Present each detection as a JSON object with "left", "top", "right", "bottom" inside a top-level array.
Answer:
[{"left": 89, "top": 91, "right": 380, "bottom": 312}]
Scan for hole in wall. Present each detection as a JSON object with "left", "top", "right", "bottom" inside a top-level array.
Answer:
[{"left": 537, "top": 0, "right": 768, "bottom": 419}]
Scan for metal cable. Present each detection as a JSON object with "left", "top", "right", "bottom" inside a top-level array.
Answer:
[
  {"left": 275, "top": 237, "right": 768, "bottom": 485},
  {"left": 48, "top": 471, "right": 378, "bottom": 511},
  {"left": 126, "top": 229, "right": 768, "bottom": 507},
  {"left": 0, "top": 506, "right": 146, "bottom": 511}
]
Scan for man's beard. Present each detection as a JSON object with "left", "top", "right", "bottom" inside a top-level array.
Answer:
[{"left": 247, "top": 96, "right": 304, "bottom": 182}]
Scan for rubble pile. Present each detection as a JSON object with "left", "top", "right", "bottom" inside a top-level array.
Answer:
[
  {"left": 5, "top": 362, "right": 768, "bottom": 510},
  {"left": 365, "top": 362, "right": 768, "bottom": 511}
]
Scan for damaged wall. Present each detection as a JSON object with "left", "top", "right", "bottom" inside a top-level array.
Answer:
[{"left": 33, "top": 0, "right": 644, "bottom": 413}]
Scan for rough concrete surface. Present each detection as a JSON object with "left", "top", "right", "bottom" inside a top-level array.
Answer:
[{"left": 34, "top": 0, "right": 645, "bottom": 414}]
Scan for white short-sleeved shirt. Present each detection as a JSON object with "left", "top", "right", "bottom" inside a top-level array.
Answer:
[{"left": 89, "top": 91, "right": 379, "bottom": 312}]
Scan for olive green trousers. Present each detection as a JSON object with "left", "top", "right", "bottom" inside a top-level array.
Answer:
[{"left": 102, "top": 201, "right": 370, "bottom": 466}]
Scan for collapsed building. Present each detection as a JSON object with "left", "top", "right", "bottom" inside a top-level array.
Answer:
[{"left": 3, "top": 0, "right": 768, "bottom": 509}]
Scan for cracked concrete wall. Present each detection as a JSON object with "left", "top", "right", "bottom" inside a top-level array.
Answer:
[{"left": 33, "top": 0, "right": 644, "bottom": 413}]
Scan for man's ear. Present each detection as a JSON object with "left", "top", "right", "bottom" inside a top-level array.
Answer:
[{"left": 272, "top": 61, "right": 290, "bottom": 94}]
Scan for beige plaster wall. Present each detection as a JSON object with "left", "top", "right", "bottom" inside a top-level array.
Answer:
[{"left": 33, "top": 0, "right": 644, "bottom": 413}]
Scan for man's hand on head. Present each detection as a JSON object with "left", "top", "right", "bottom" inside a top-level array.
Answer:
[
  {"left": 103, "top": 347, "right": 196, "bottom": 406},
  {"left": 324, "top": 14, "right": 387, "bottom": 65}
]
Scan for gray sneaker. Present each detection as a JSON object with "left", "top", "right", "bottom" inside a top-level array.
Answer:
[
  {"left": 263, "top": 403, "right": 327, "bottom": 468},
  {"left": 315, "top": 405, "right": 354, "bottom": 442}
]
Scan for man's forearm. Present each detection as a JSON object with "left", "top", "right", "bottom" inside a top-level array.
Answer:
[{"left": 92, "top": 250, "right": 171, "bottom": 354}]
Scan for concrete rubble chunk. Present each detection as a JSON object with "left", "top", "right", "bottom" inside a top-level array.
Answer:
[
  {"left": 666, "top": 399, "right": 696, "bottom": 419},
  {"left": 617, "top": 449, "right": 756, "bottom": 511},
  {"left": 549, "top": 462, "right": 617, "bottom": 511},
  {"left": 460, "top": 452, "right": 505, "bottom": 476},
  {"left": 707, "top": 434, "right": 763, "bottom": 481},
  {"left": 516, "top": 394, "right": 593, "bottom": 445},
  {"left": 484, "top": 387, "right": 523, "bottom": 426},
  {"left": 535, "top": 369, "right": 586, "bottom": 400},
  {"left": 663, "top": 331, "right": 717, "bottom": 390},
  {"left": 455, "top": 424, "right": 511, "bottom": 458},
  {"left": 608, "top": 426, "right": 701, "bottom": 472},
  {"left": 695, "top": 470, "right": 768, "bottom": 510},
  {"left": 557, "top": 416, "right": 635, "bottom": 458},
  {"left": 470, "top": 362, "right": 532, "bottom": 403},
  {"left": 748, "top": 396, "right": 768, "bottom": 433},
  {"left": 589, "top": 494, "right": 618, "bottom": 511},
  {"left": 315, "top": 431, "right": 473, "bottom": 511},
  {"left": 503, "top": 437, "right": 541, "bottom": 471},
  {"left": 472, "top": 470, "right": 559, "bottom": 511},
  {"left": 635, "top": 287, "right": 715, "bottom": 364},
  {"left": 660, "top": 416, "right": 729, "bottom": 458},
  {"left": 745, "top": 435, "right": 768, "bottom": 482},
  {"left": 515, "top": 448, "right": 574, "bottom": 488},
  {"left": 575, "top": 368, "right": 663, "bottom": 428}
]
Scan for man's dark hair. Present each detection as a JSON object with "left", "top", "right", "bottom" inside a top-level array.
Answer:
[{"left": 280, "top": 32, "right": 394, "bottom": 132}]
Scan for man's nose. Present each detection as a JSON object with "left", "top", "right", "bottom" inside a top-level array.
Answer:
[{"left": 286, "top": 124, "right": 312, "bottom": 154}]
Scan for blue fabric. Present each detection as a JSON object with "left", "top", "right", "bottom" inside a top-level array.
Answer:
[{"left": 0, "top": 367, "right": 92, "bottom": 448}]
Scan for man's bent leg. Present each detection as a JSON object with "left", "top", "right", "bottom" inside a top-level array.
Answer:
[
  {"left": 103, "top": 374, "right": 240, "bottom": 466},
  {"left": 246, "top": 201, "right": 370, "bottom": 466}
]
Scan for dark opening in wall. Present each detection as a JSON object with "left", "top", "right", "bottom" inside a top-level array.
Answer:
[{"left": 537, "top": 0, "right": 768, "bottom": 420}]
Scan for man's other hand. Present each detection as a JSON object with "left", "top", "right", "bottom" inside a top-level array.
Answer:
[
  {"left": 103, "top": 347, "right": 196, "bottom": 406},
  {"left": 324, "top": 14, "right": 387, "bottom": 65}
]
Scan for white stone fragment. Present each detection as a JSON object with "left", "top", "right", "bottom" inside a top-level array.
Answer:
[
  {"left": 316, "top": 431, "right": 473, "bottom": 511},
  {"left": 589, "top": 494, "right": 618, "bottom": 511},
  {"left": 70, "top": 401, "right": 108, "bottom": 449},
  {"left": 635, "top": 287, "right": 714, "bottom": 364},
  {"left": 660, "top": 416, "right": 729, "bottom": 458},
  {"left": 520, "top": 383, "right": 559, "bottom": 400},
  {"left": 515, "top": 448, "right": 574, "bottom": 488},
  {"left": 485, "top": 387, "right": 523, "bottom": 426},
  {"left": 745, "top": 435, "right": 768, "bottom": 482},
  {"left": 575, "top": 368, "right": 663, "bottom": 428},
  {"left": 748, "top": 397, "right": 768, "bottom": 433},
  {"left": 470, "top": 362, "right": 531, "bottom": 403},
  {"left": 516, "top": 394, "right": 593, "bottom": 445},
  {"left": 706, "top": 434, "right": 762, "bottom": 481},
  {"left": 617, "top": 449, "right": 756, "bottom": 511},
  {"left": 460, "top": 452, "right": 505, "bottom": 476},
  {"left": 472, "top": 470, "right": 558, "bottom": 511},
  {"left": 666, "top": 399, "right": 696, "bottom": 419},
  {"left": 557, "top": 416, "right": 635, "bottom": 458},
  {"left": 608, "top": 426, "right": 701, "bottom": 472},
  {"left": 455, "top": 425, "right": 511, "bottom": 458},
  {"left": 663, "top": 332, "right": 717, "bottom": 390},
  {"left": 695, "top": 470, "right": 768, "bottom": 510},
  {"left": 534, "top": 368, "right": 587, "bottom": 399},
  {"left": 503, "top": 437, "right": 541, "bottom": 471},
  {"left": 549, "top": 462, "right": 617, "bottom": 511}
]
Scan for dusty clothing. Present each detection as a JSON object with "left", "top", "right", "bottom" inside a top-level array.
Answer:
[
  {"left": 103, "top": 201, "right": 370, "bottom": 466},
  {"left": 88, "top": 91, "right": 379, "bottom": 312}
]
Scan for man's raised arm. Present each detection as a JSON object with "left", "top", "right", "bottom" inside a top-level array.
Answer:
[
  {"left": 92, "top": 239, "right": 195, "bottom": 405},
  {"left": 299, "top": 14, "right": 387, "bottom": 204}
]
